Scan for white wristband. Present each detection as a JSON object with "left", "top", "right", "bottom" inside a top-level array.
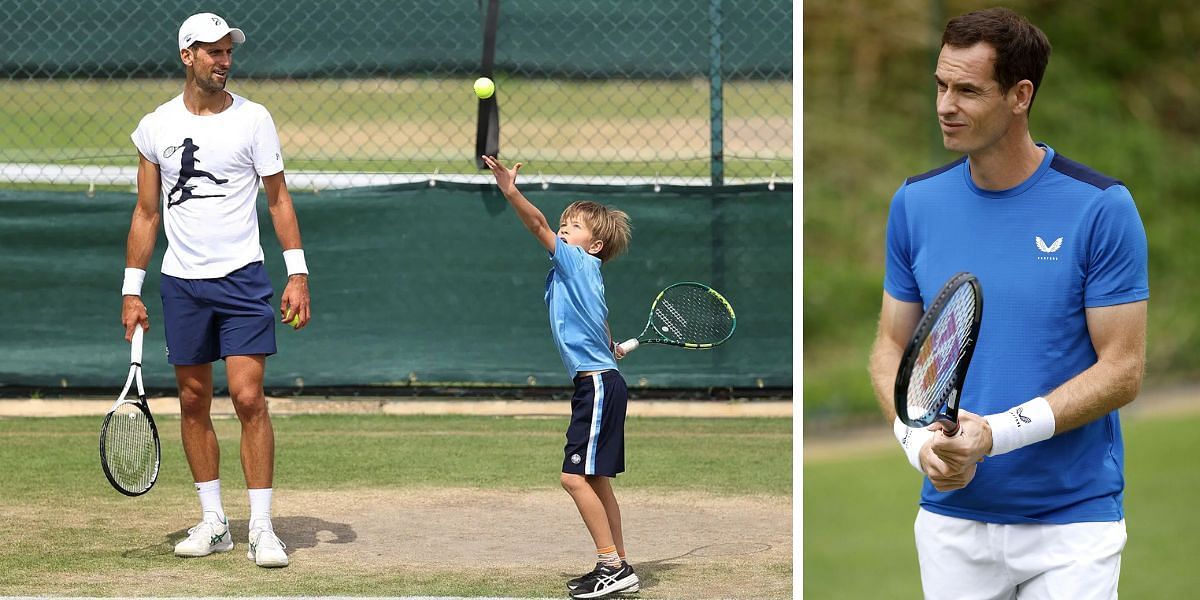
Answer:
[
  {"left": 282, "top": 249, "right": 308, "bottom": 276},
  {"left": 984, "top": 396, "right": 1056, "bottom": 456},
  {"left": 122, "top": 268, "right": 146, "bottom": 296},
  {"left": 893, "top": 417, "right": 934, "bottom": 474}
]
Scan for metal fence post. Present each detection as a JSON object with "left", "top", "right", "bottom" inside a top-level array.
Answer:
[{"left": 709, "top": 0, "right": 724, "bottom": 187}]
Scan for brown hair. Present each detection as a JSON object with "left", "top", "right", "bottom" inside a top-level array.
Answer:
[
  {"left": 560, "top": 200, "right": 631, "bottom": 263},
  {"left": 942, "top": 7, "right": 1051, "bottom": 112}
]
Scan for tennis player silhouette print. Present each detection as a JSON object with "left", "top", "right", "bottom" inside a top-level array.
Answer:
[{"left": 167, "top": 138, "right": 227, "bottom": 207}]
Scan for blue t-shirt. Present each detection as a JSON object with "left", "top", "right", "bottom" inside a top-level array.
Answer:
[
  {"left": 545, "top": 237, "right": 618, "bottom": 377},
  {"left": 884, "top": 144, "right": 1149, "bottom": 524}
]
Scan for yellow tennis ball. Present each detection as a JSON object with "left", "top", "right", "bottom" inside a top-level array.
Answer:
[
  {"left": 474, "top": 77, "right": 495, "bottom": 99},
  {"left": 289, "top": 313, "right": 301, "bottom": 329}
]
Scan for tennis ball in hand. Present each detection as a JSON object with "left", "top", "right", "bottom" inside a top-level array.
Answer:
[
  {"left": 474, "top": 77, "right": 495, "bottom": 99},
  {"left": 285, "top": 310, "right": 301, "bottom": 329}
]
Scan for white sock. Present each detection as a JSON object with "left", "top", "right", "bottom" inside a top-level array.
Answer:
[
  {"left": 195, "top": 479, "right": 225, "bottom": 523},
  {"left": 248, "top": 487, "right": 273, "bottom": 531}
]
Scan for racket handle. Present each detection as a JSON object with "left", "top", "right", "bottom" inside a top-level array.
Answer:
[
  {"left": 617, "top": 338, "right": 640, "bottom": 354},
  {"left": 130, "top": 325, "right": 144, "bottom": 365},
  {"left": 937, "top": 417, "right": 960, "bottom": 437}
]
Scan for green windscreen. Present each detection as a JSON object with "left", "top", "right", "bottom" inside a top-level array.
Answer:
[
  {"left": 0, "top": 185, "right": 791, "bottom": 391},
  {"left": 2, "top": 0, "right": 790, "bottom": 79}
]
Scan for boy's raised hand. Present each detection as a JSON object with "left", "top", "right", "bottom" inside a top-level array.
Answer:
[
  {"left": 482, "top": 155, "right": 522, "bottom": 195},
  {"left": 482, "top": 154, "right": 554, "bottom": 251}
]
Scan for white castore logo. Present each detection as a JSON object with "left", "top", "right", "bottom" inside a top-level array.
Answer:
[
  {"left": 1035, "top": 236, "right": 1062, "bottom": 261},
  {"left": 1035, "top": 236, "right": 1062, "bottom": 253}
]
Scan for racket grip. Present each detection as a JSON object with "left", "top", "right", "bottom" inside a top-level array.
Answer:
[
  {"left": 617, "top": 338, "right": 639, "bottom": 354},
  {"left": 130, "top": 326, "right": 144, "bottom": 365},
  {"left": 937, "top": 418, "right": 960, "bottom": 437}
]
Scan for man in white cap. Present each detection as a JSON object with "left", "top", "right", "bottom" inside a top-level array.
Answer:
[{"left": 120, "top": 12, "right": 308, "bottom": 568}]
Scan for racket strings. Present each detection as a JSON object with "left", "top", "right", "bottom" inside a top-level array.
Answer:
[
  {"left": 652, "top": 287, "right": 734, "bottom": 343},
  {"left": 103, "top": 403, "right": 156, "bottom": 492},
  {"left": 906, "top": 285, "right": 976, "bottom": 417}
]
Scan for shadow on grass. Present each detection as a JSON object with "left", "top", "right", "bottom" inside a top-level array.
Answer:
[
  {"left": 557, "top": 542, "right": 772, "bottom": 593},
  {"left": 121, "top": 516, "right": 356, "bottom": 558}
]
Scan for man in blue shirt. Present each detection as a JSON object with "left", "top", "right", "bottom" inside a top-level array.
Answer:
[
  {"left": 482, "top": 155, "right": 640, "bottom": 599},
  {"left": 868, "top": 8, "right": 1149, "bottom": 598}
]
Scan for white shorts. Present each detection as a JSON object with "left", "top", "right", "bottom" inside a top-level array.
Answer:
[{"left": 914, "top": 508, "right": 1126, "bottom": 600}]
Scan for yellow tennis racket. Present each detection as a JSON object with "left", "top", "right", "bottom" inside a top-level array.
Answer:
[{"left": 617, "top": 282, "right": 736, "bottom": 354}]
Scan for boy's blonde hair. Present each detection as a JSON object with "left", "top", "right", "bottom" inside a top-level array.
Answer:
[{"left": 560, "top": 200, "right": 631, "bottom": 263}]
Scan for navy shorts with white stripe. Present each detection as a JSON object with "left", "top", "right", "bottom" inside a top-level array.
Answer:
[{"left": 562, "top": 370, "right": 629, "bottom": 477}]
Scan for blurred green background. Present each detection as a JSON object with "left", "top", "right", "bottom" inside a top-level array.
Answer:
[
  {"left": 804, "top": 411, "right": 1200, "bottom": 598},
  {"left": 804, "top": 0, "right": 1200, "bottom": 422}
]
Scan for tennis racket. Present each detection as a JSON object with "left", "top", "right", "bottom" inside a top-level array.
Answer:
[
  {"left": 99, "top": 326, "right": 161, "bottom": 496},
  {"left": 894, "top": 272, "right": 983, "bottom": 436},
  {"left": 616, "top": 282, "right": 736, "bottom": 354}
]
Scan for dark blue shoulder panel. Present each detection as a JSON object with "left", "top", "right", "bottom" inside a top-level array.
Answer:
[
  {"left": 1049, "top": 154, "right": 1123, "bottom": 190},
  {"left": 905, "top": 156, "right": 967, "bottom": 185}
]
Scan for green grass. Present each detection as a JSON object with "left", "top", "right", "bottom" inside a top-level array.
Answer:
[
  {"left": 0, "top": 414, "right": 792, "bottom": 498},
  {"left": 0, "top": 78, "right": 793, "bottom": 181},
  {"left": 0, "top": 414, "right": 791, "bottom": 596},
  {"left": 803, "top": 412, "right": 1200, "bottom": 598}
]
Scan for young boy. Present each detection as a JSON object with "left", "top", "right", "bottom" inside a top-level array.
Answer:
[{"left": 482, "top": 155, "right": 639, "bottom": 598}]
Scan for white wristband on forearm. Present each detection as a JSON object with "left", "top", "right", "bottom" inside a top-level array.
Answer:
[
  {"left": 984, "top": 396, "right": 1056, "bottom": 456},
  {"left": 893, "top": 417, "right": 934, "bottom": 473},
  {"left": 282, "top": 249, "right": 308, "bottom": 276},
  {"left": 122, "top": 268, "right": 146, "bottom": 296}
]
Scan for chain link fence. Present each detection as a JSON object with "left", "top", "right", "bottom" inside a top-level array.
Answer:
[{"left": 1, "top": 0, "right": 792, "bottom": 189}]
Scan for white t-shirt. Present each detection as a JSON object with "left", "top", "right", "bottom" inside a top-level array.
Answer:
[{"left": 131, "top": 93, "right": 285, "bottom": 279}]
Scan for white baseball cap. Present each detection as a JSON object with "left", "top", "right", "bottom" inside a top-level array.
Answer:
[{"left": 178, "top": 13, "right": 246, "bottom": 51}]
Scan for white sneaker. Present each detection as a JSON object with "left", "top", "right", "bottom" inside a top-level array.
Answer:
[
  {"left": 174, "top": 516, "right": 233, "bottom": 557},
  {"left": 247, "top": 527, "right": 289, "bottom": 567}
]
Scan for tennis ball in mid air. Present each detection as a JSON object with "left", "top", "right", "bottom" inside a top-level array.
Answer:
[{"left": 474, "top": 77, "right": 495, "bottom": 99}]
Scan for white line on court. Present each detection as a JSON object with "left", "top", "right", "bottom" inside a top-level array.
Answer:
[{"left": 0, "top": 162, "right": 784, "bottom": 189}]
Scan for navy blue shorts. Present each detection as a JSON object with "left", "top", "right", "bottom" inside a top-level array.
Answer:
[
  {"left": 563, "top": 370, "right": 629, "bottom": 477},
  {"left": 160, "top": 262, "right": 277, "bottom": 365}
]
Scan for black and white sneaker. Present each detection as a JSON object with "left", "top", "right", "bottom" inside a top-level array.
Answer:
[
  {"left": 569, "top": 562, "right": 639, "bottom": 598},
  {"left": 567, "top": 562, "right": 605, "bottom": 591},
  {"left": 568, "top": 562, "right": 639, "bottom": 593}
]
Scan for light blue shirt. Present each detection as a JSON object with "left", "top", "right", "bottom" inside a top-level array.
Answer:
[
  {"left": 885, "top": 145, "right": 1149, "bottom": 524},
  {"left": 544, "top": 237, "right": 618, "bottom": 377}
]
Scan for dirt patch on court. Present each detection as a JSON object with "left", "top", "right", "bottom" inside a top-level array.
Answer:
[
  {"left": 3, "top": 488, "right": 791, "bottom": 599},
  {"left": 282, "top": 488, "right": 792, "bottom": 599}
]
